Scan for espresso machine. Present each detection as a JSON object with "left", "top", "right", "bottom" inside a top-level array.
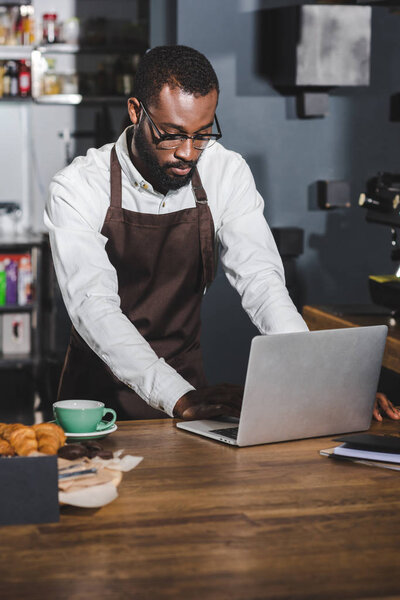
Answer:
[{"left": 359, "top": 172, "right": 400, "bottom": 315}]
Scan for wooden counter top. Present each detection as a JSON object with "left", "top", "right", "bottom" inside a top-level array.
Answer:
[
  {"left": 1, "top": 418, "right": 400, "bottom": 599},
  {"left": 303, "top": 304, "right": 400, "bottom": 374}
]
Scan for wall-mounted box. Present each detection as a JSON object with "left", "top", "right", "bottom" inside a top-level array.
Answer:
[
  {"left": 269, "top": 5, "right": 372, "bottom": 87},
  {"left": 271, "top": 227, "right": 304, "bottom": 257},
  {"left": 297, "top": 92, "right": 329, "bottom": 118},
  {"left": 2, "top": 313, "right": 31, "bottom": 355},
  {"left": 317, "top": 180, "right": 351, "bottom": 209}
]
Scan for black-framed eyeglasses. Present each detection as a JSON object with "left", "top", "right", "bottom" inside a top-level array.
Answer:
[{"left": 139, "top": 101, "right": 222, "bottom": 150}]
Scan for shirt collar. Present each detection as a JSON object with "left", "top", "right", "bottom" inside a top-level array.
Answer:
[{"left": 115, "top": 126, "right": 161, "bottom": 195}]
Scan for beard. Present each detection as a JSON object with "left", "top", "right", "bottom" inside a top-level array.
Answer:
[{"left": 133, "top": 122, "right": 198, "bottom": 191}]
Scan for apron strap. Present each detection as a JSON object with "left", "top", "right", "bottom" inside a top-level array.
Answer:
[
  {"left": 192, "top": 168, "right": 215, "bottom": 288},
  {"left": 110, "top": 146, "right": 122, "bottom": 209}
]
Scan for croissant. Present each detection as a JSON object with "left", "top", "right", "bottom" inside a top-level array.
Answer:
[
  {"left": 8, "top": 426, "right": 38, "bottom": 456},
  {"left": 2, "top": 423, "right": 25, "bottom": 442},
  {"left": 33, "top": 423, "right": 66, "bottom": 454},
  {"left": 0, "top": 439, "right": 15, "bottom": 456},
  {"left": 0, "top": 422, "right": 66, "bottom": 456},
  {"left": 0, "top": 422, "right": 9, "bottom": 438}
]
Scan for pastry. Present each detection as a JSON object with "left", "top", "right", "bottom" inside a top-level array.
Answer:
[
  {"left": 0, "top": 422, "right": 66, "bottom": 456},
  {"left": 58, "top": 444, "right": 87, "bottom": 460},
  {"left": 0, "top": 439, "right": 15, "bottom": 456},
  {"left": 0, "top": 422, "right": 9, "bottom": 437},
  {"left": 2, "top": 423, "right": 25, "bottom": 442},
  {"left": 57, "top": 441, "right": 113, "bottom": 460},
  {"left": 8, "top": 426, "right": 38, "bottom": 456},
  {"left": 33, "top": 423, "right": 66, "bottom": 454}
]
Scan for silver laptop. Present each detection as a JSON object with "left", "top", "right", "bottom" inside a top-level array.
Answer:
[{"left": 177, "top": 326, "right": 388, "bottom": 447}]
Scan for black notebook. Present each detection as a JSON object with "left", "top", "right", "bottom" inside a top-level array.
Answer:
[{"left": 333, "top": 433, "right": 400, "bottom": 454}]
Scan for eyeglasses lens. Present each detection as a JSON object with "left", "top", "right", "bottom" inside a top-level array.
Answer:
[{"left": 157, "top": 138, "right": 216, "bottom": 151}]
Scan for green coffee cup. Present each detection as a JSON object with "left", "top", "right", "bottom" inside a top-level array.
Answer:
[{"left": 53, "top": 399, "right": 117, "bottom": 433}]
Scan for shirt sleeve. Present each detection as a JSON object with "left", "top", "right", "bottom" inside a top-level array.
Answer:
[
  {"left": 216, "top": 157, "right": 309, "bottom": 334},
  {"left": 44, "top": 172, "right": 194, "bottom": 417}
]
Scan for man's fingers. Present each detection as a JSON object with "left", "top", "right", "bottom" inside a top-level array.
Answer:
[
  {"left": 373, "top": 403, "right": 383, "bottom": 422},
  {"left": 198, "top": 391, "right": 242, "bottom": 409},
  {"left": 182, "top": 403, "right": 240, "bottom": 420},
  {"left": 381, "top": 405, "right": 400, "bottom": 420},
  {"left": 214, "top": 387, "right": 243, "bottom": 406},
  {"left": 376, "top": 393, "right": 390, "bottom": 410},
  {"left": 376, "top": 393, "right": 400, "bottom": 420},
  {"left": 175, "top": 384, "right": 244, "bottom": 419}
]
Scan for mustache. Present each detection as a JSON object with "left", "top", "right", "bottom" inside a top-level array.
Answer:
[{"left": 163, "top": 160, "right": 197, "bottom": 170}]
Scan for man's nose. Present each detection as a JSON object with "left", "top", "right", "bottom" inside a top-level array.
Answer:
[{"left": 174, "top": 138, "right": 199, "bottom": 163}]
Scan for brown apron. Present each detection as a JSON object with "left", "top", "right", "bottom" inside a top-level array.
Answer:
[{"left": 57, "top": 145, "right": 216, "bottom": 419}]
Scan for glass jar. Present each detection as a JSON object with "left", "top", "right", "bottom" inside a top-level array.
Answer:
[
  {"left": 42, "top": 13, "right": 59, "bottom": 44},
  {"left": 61, "top": 18, "right": 80, "bottom": 45},
  {"left": 61, "top": 72, "right": 78, "bottom": 94},
  {"left": 42, "top": 58, "right": 61, "bottom": 95}
]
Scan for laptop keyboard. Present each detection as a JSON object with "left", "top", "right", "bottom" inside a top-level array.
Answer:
[{"left": 210, "top": 426, "right": 239, "bottom": 440}]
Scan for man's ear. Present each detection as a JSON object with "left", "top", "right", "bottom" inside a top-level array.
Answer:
[{"left": 127, "top": 98, "right": 141, "bottom": 125}]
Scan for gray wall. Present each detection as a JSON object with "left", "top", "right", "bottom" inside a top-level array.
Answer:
[{"left": 162, "top": 0, "right": 400, "bottom": 385}]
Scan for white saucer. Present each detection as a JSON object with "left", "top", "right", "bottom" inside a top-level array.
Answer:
[
  {"left": 65, "top": 424, "right": 118, "bottom": 441},
  {"left": 50, "top": 420, "right": 118, "bottom": 441}
]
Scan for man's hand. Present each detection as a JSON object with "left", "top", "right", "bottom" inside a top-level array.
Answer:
[
  {"left": 373, "top": 392, "right": 400, "bottom": 421},
  {"left": 173, "top": 384, "right": 244, "bottom": 420}
]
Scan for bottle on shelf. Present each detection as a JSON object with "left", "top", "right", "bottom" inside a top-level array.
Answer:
[
  {"left": 0, "top": 261, "right": 5, "bottom": 307},
  {"left": 0, "top": 63, "right": 5, "bottom": 98},
  {"left": 6, "top": 6, "right": 18, "bottom": 46},
  {"left": 18, "top": 255, "right": 33, "bottom": 306},
  {"left": 2, "top": 61, "right": 10, "bottom": 96},
  {"left": 0, "top": 8, "right": 11, "bottom": 46},
  {"left": 21, "top": 6, "right": 35, "bottom": 46},
  {"left": 42, "top": 13, "right": 59, "bottom": 44},
  {"left": 8, "top": 61, "right": 18, "bottom": 97},
  {"left": 18, "top": 59, "right": 31, "bottom": 97},
  {"left": 14, "top": 9, "right": 23, "bottom": 45},
  {"left": 4, "top": 258, "right": 17, "bottom": 305}
]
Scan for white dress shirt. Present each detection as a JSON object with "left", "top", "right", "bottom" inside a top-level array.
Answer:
[{"left": 44, "top": 127, "right": 308, "bottom": 417}]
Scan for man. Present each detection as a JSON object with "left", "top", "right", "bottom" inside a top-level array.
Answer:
[{"left": 45, "top": 45, "right": 399, "bottom": 422}]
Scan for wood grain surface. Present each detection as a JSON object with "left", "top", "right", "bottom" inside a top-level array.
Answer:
[
  {"left": 1, "top": 418, "right": 400, "bottom": 600},
  {"left": 303, "top": 304, "right": 400, "bottom": 374}
]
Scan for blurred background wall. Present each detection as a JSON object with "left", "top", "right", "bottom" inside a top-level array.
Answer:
[{"left": 150, "top": 0, "right": 400, "bottom": 384}]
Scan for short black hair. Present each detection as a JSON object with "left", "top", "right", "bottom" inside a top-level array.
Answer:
[{"left": 132, "top": 45, "right": 219, "bottom": 107}]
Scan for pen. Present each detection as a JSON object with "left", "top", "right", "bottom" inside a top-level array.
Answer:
[{"left": 58, "top": 467, "right": 97, "bottom": 480}]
